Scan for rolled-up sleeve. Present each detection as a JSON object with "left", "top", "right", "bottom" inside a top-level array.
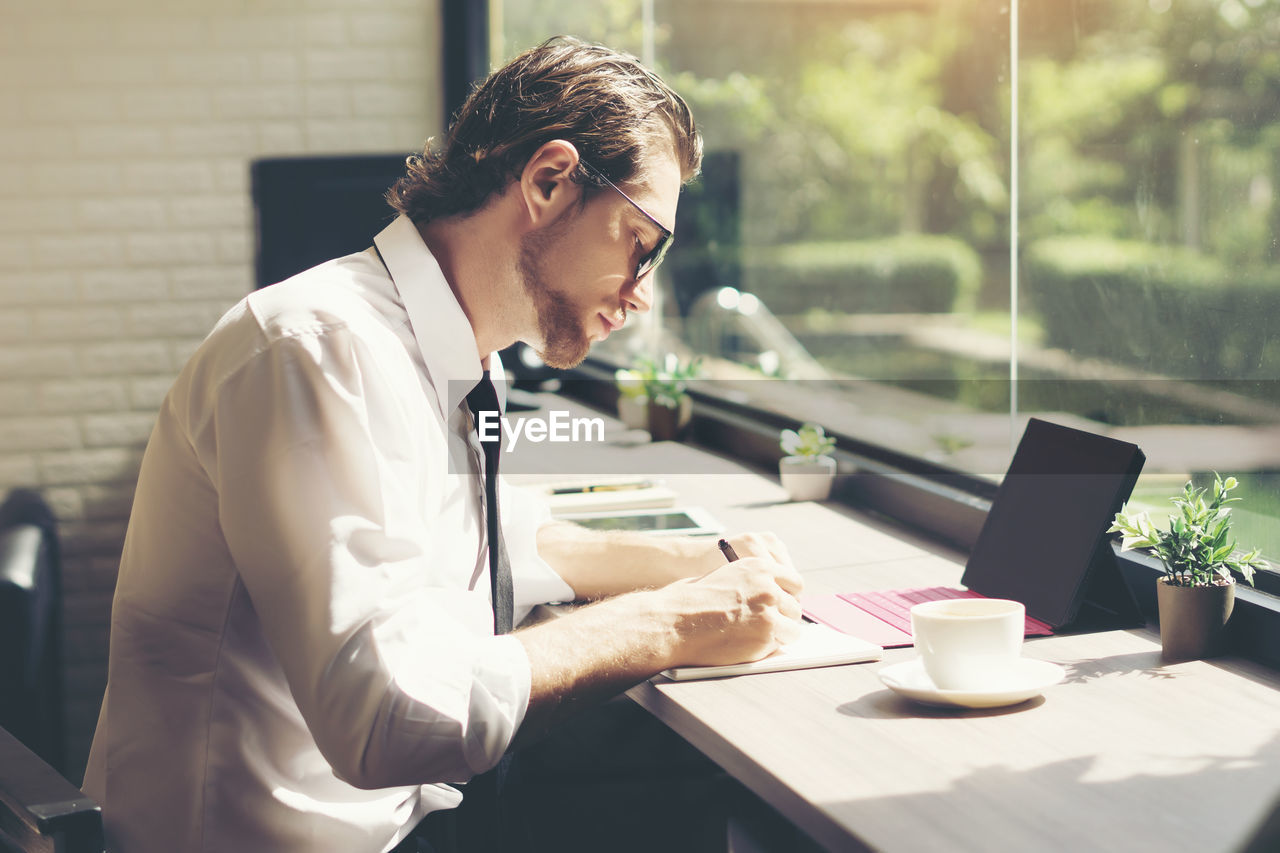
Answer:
[{"left": 189, "top": 324, "right": 529, "bottom": 790}]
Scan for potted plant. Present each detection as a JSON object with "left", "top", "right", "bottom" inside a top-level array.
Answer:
[
  {"left": 614, "top": 354, "right": 701, "bottom": 440},
  {"left": 643, "top": 354, "right": 701, "bottom": 441},
  {"left": 1109, "top": 474, "right": 1268, "bottom": 662},
  {"left": 778, "top": 422, "right": 838, "bottom": 501},
  {"left": 613, "top": 360, "right": 653, "bottom": 431}
]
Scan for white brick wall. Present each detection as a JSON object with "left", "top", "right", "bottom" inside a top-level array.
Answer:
[{"left": 1, "top": 0, "right": 441, "bottom": 780}]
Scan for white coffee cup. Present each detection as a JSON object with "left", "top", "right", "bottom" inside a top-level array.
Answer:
[{"left": 910, "top": 598, "right": 1025, "bottom": 691}]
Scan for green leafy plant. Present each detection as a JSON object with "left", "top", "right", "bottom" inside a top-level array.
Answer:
[
  {"left": 614, "top": 361, "right": 652, "bottom": 402},
  {"left": 1109, "top": 474, "right": 1268, "bottom": 588},
  {"left": 615, "top": 354, "right": 702, "bottom": 409},
  {"left": 779, "top": 422, "right": 836, "bottom": 458}
]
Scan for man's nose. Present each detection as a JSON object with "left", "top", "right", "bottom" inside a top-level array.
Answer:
[{"left": 623, "top": 272, "right": 654, "bottom": 314}]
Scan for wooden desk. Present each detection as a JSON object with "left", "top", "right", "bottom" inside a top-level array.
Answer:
[{"left": 512, "top": 403, "right": 1280, "bottom": 852}]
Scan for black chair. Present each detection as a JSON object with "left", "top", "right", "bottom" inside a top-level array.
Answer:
[
  {"left": 0, "top": 490, "right": 65, "bottom": 774},
  {"left": 0, "top": 723, "right": 102, "bottom": 853}
]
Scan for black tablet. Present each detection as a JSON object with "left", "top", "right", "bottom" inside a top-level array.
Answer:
[{"left": 961, "top": 418, "right": 1146, "bottom": 628}]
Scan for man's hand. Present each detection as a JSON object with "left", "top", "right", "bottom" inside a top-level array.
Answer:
[
  {"left": 537, "top": 520, "right": 798, "bottom": 600},
  {"left": 660, "top": 550, "right": 804, "bottom": 666},
  {"left": 513, "top": 545, "right": 805, "bottom": 743},
  {"left": 694, "top": 530, "right": 795, "bottom": 577}
]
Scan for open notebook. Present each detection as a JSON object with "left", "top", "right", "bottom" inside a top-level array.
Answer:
[{"left": 658, "top": 622, "right": 882, "bottom": 681}]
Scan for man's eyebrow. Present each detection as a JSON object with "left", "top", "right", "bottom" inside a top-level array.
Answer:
[
  {"left": 624, "top": 207, "right": 665, "bottom": 242},
  {"left": 638, "top": 215, "right": 667, "bottom": 240},
  {"left": 638, "top": 204, "right": 673, "bottom": 237}
]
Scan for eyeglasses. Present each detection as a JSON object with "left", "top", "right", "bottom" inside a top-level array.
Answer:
[{"left": 578, "top": 158, "right": 674, "bottom": 281}]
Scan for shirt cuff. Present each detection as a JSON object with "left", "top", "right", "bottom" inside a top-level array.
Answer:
[{"left": 500, "top": 480, "right": 575, "bottom": 624}]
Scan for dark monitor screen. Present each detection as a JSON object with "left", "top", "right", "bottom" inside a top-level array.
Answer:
[{"left": 251, "top": 153, "right": 409, "bottom": 289}]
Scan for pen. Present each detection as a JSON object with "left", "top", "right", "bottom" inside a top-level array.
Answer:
[
  {"left": 549, "top": 480, "right": 654, "bottom": 495},
  {"left": 720, "top": 537, "right": 814, "bottom": 623}
]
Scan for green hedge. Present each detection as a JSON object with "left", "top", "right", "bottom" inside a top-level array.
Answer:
[
  {"left": 736, "top": 235, "right": 983, "bottom": 315},
  {"left": 1024, "top": 237, "right": 1280, "bottom": 378}
]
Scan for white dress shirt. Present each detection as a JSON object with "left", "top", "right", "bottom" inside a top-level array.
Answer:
[{"left": 83, "top": 214, "right": 574, "bottom": 853}]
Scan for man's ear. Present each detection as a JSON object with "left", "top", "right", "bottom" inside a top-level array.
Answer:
[{"left": 519, "top": 140, "right": 581, "bottom": 227}]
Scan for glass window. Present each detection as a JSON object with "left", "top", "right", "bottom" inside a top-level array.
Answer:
[
  {"left": 1018, "top": 0, "right": 1280, "bottom": 570},
  {"left": 494, "top": 0, "right": 1280, "bottom": 573}
]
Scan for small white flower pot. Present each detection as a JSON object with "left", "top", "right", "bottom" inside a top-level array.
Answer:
[
  {"left": 779, "top": 455, "right": 837, "bottom": 501},
  {"left": 616, "top": 395, "right": 649, "bottom": 430}
]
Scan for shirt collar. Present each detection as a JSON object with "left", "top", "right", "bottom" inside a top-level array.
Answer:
[{"left": 373, "top": 214, "right": 507, "bottom": 419}]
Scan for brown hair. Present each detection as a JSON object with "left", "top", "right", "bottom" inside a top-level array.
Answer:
[{"left": 386, "top": 36, "right": 702, "bottom": 223}]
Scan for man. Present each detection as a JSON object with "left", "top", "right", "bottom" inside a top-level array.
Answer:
[{"left": 84, "top": 37, "right": 802, "bottom": 852}]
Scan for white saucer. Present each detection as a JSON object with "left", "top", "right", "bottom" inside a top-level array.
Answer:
[{"left": 878, "top": 658, "right": 1066, "bottom": 709}]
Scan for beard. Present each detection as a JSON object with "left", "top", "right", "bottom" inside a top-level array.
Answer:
[{"left": 517, "top": 226, "right": 592, "bottom": 369}]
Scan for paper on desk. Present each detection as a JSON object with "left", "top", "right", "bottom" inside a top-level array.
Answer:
[
  {"left": 658, "top": 622, "right": 882, "bottom": 681},
  {"left": 540, "top": 481, "right": 678, "bottom": 515}
]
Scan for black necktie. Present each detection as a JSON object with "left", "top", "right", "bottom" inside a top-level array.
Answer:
[{"left": 465, "top": 371, "right": 514, "bottom": 635}]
